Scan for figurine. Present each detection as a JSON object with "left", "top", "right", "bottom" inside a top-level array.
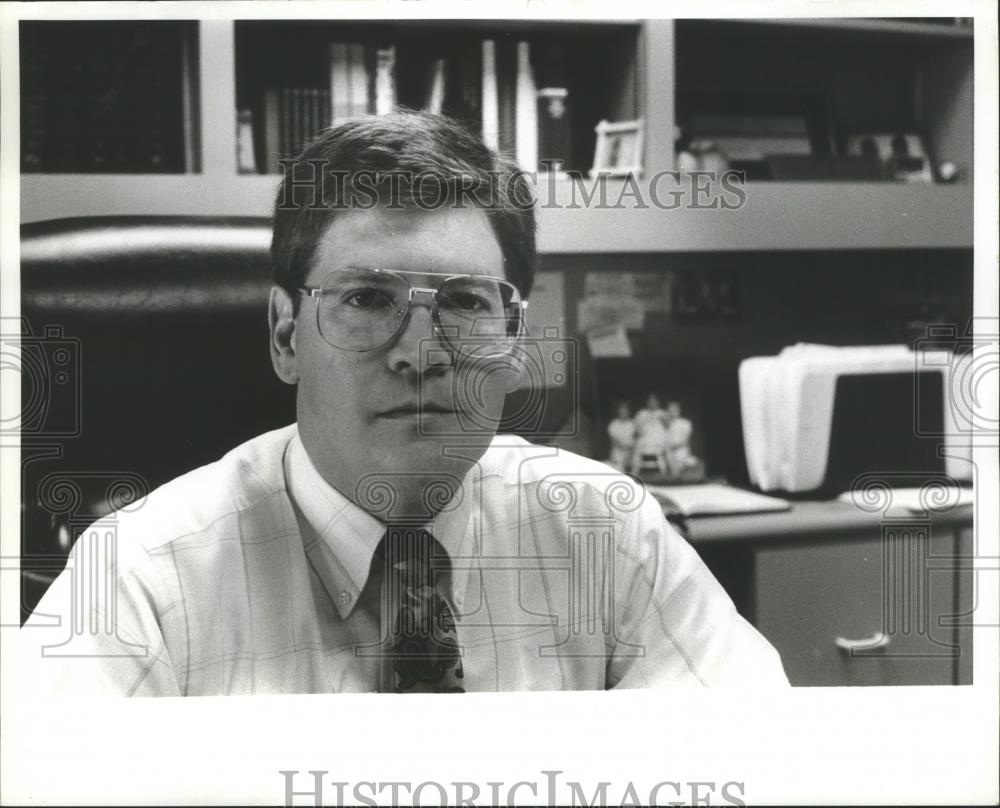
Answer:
[
  {"left": 663, "top": 400, "right": 701, "bottom": 477},
  {"left": 606, "top": 401, "right": 636, "bottom": 471},
  {"left": 629, "top": 394, "right": 671, "bottom": 476}
]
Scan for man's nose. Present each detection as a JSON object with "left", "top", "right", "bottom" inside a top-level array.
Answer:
[{"left": 385, "top": 291, "right": 452, "bottom": 373}]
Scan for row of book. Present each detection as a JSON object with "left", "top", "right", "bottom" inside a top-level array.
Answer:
[
  {"left": 249, "top": 38, "right": 572, "bottom": 175},
  {"left": 20, "top": 22, "right": 194, "bottom": 173}
]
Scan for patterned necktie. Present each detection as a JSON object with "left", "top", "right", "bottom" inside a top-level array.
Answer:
[{"left": 377, "top": 526, "right": 465, "bottom": 693}]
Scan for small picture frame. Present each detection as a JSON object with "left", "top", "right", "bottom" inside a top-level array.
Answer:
[
  {"left": 590, "top": 119, "right": 644, "bottom": 178},
  {"left": 846, "top": 132, "right": 935, "bottom": 183}
]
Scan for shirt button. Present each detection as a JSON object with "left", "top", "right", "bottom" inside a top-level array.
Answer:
[{"left": 339, "top": 591, "right": 352, "bottom": 605}]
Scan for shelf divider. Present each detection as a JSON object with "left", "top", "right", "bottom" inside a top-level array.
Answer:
[
  {"left": 642, "top": 19, "right": 675, "bottom": 174},
  {"left": 20, "top": 174, "right": 973, "bottom": 253},
  {"left": 199, "top": 20, "right": 237, "bottom": 177}
]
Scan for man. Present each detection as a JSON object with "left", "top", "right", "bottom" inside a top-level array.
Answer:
[{"left": 21, "top": 112, "right": 787, "bottom": 694}]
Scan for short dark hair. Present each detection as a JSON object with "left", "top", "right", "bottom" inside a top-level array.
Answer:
[{"left": 270, "top": 110, "right": 537, "bottom": 303}]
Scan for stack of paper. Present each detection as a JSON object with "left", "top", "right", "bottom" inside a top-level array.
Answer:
[{"left": 739, "top": 343, "right": 972, "bottom": 492}]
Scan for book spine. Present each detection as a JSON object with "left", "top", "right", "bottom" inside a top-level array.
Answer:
[
  {"left": 22, "top": 22, "right": 187, "bottom": 173},
  {"left": 330, "top": 42, "right": 351, "bottom": 124},
  {"left": 320, "top": 89, "right": 332, "bottom": 130},
  {"left": 296, "top": 88, "right": 306, "bottom": 155},
  {"left": 263, "top": 88, "right": 280, "bottom": 173},
  {"left": 20, "top": 27, "right": 50, "bottom": 171},
  {"left": 374, "top": 44, "right": 396, "bottom": 115},
  {"left": 481, "top": 39, "right": 499, "bottom": 150},
  {"left": 426, "top": 57, "right": 445, "bottom": 114},
  {"left": 236, "top": 109, "right": 256, "bottom": 173},
  {"left": 280, "top": 88, "right": 292, "bottom": 159},
  {"left": 311, "top": 88, "right": 321, "bottom": 142},
  {"left": 514, "top": 41, "right": 538, "bottom": 172},
  {"left": 349, "top": 42, "right": 369, "bottom": 117},
  {"left": 497, "top": 40, "right": 516, "bottom": 156}
]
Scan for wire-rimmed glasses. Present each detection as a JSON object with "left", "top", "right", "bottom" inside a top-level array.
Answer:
[{"left": 298, "top": 267, "right": 527, "bottom": 358}]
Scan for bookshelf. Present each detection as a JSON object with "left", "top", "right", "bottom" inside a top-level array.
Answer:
[
  {"left": 674, "top": 19, "right": 974, "bottom": 182},
  {"left": 233, "top": 20, "right": 642, "bottom": 176},
  {"left": 19, "top": 20, "right": 199, "bottom": 173},
  {"left": 19, "top": 17, "right": 975, "bottom": 252}
]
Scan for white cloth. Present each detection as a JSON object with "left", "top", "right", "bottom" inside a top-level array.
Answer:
[{"left": 17, "top": 425, "right": 788, "bottom": 695}]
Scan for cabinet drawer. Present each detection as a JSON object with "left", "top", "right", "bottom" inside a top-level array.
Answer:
[{"left": 754, "top": 526, "right": 965, "bottom": 686}]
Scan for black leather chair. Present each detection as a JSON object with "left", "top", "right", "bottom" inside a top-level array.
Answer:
[
  {"left": 18, "top": 216, "right": 296, "bottom": 618},
  {"left": 18, "top": 215, "right": 577, "bottom": 620}
]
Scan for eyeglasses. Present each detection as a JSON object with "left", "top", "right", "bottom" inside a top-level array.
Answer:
[{"left": 298, "top": 267, "right": 527, "bottom": 357}]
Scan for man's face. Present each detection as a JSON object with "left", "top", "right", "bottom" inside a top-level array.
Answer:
[{"left": 269, "top": 205, "right": 514, "bottom": 518}]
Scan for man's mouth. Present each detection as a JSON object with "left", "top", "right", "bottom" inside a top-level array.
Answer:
[{"left": 377, "top": 404, "right": 457, "bottom": 418}]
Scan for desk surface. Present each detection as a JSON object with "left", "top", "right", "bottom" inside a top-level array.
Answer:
[{"left": 684, "top": 499, "right": 974, "bottom": 545}]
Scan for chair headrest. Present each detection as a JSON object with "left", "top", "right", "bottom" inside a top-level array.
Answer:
[{"left": 21, "top": 216, "right": 274, "bottom": 315}]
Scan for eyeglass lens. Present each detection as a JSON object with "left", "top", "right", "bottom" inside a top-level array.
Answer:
[{"left": 316, "top": 269, "right": 521, "bottom": 353}]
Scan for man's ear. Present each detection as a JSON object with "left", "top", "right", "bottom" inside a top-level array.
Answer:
[{"left": 268, "top": 286, "right": 300, "bottom": 384}]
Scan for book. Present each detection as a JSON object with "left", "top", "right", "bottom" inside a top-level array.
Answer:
[
  {"left": 236, "top": 109, "right": 256, "bottom": 173},
  {"left": 329, "top": 42, "right": 351, "bottom": 124},
  {"left": 426, "top": 57, "right": 445, "bottom": 114},
  {"left": 319, "top": 89, "right": 332, "bottom": 130},
  {"left": 312, "top": 88, "right": 322, "bottom": 139},
  {"left": 374, "top": 45, "right": 396, "bottom": 115},
  {"left": 496, "top": 39, "right": 517, "bottom": 156},
  {"left": 263, "top": 88, "right": 280, "bottom": 173},
  {"left": 292, "top": 88, "right": 303, "bottom": 155},
  {"left": 514, "top": 41, "right": 538, "bottom": 172},
  {"left": 348, "top": 43, "right": 370, "bottom": 117},
  {"left": 481, "top": 40, "right": 500, "bottom": 150},
  {"left": 280, "top": 88, "right": 292, "bottom": 159}
]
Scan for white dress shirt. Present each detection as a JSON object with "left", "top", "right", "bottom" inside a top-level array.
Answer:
[{"left": 17, "top": 425, "right": 788, "bottom": 695}]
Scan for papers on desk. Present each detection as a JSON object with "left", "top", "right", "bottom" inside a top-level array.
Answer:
[
  {"left": 838, "top": 485, "right": 973, "bottom": 514},
  {"left": 740, "top": 343, "right": 914, "bottom": 492},
  {"left": 738, "top": 343, "right": 976, "bottom": 493},
  {"left": 647, "top": 483, "right": 791, "bottom": 518}
]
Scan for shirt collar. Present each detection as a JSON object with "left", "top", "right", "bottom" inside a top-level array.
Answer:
[{"left": 283, "top": 428, "right": 473, "bottom": 619}]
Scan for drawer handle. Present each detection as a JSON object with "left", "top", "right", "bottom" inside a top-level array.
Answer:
[{"left": 835, "top": 632, "right": 890, "bottom": 653}]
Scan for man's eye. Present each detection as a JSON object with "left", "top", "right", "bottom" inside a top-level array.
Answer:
[
  {"left": 343, "top": 288, "right": 394, "bottom": 309},
  {"left": 441, "top": 292, "right": 490, "bottom": 312}
]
